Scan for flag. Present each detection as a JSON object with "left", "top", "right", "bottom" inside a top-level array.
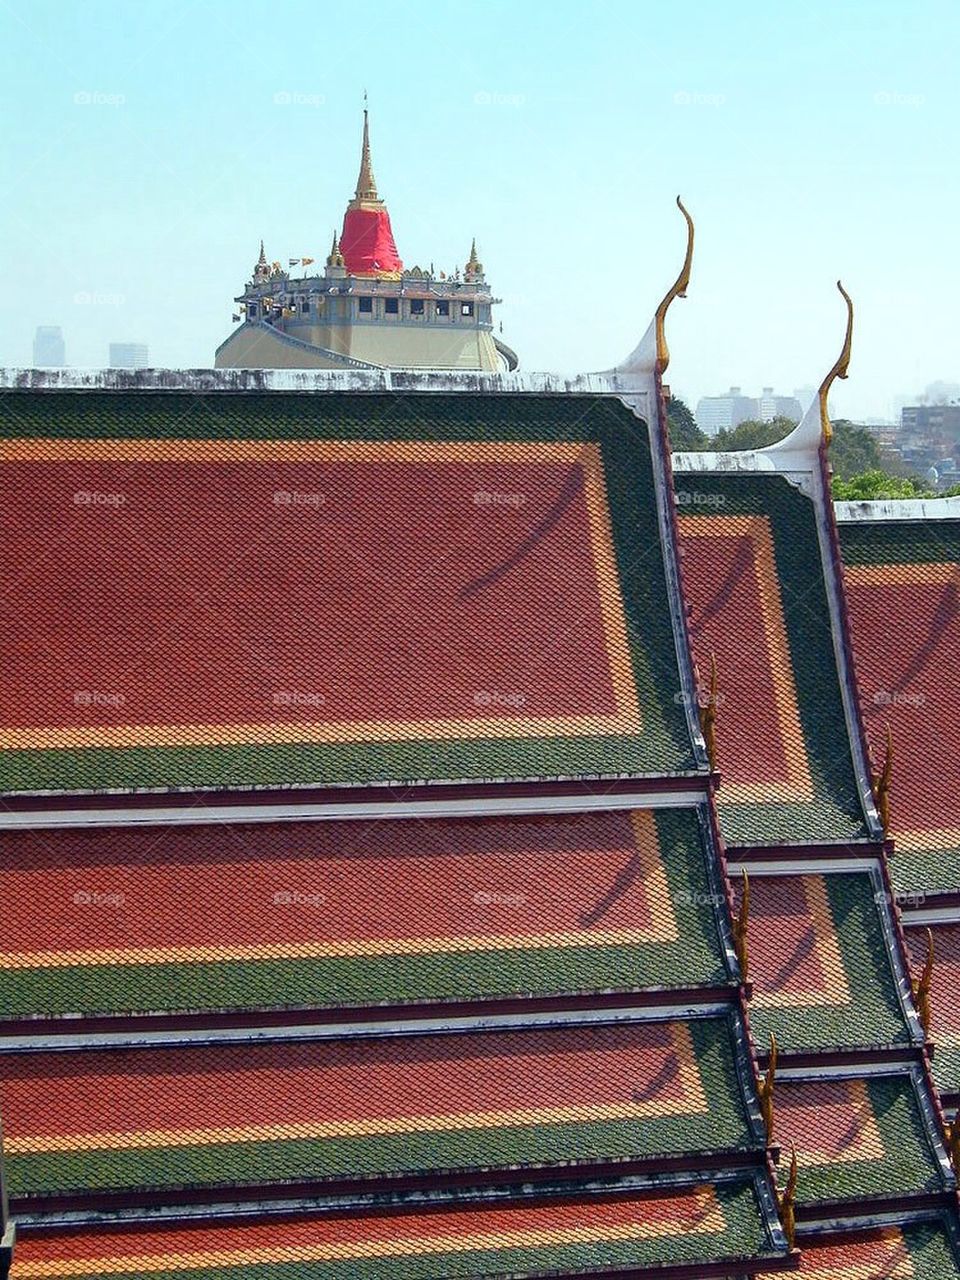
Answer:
[
  {"left": 288, "top": 258, "right": 300, "bottom": 266},
  {"left": 301, "top": 257, "right": 315, "bottom": 267}
]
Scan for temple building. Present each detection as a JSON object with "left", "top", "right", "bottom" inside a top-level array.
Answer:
[
  {"left": 2, "top": 206, "right": 960, "bottom": 1278},
  {"left": 215, "top": 111, "right": 515, "bottom": 373}
]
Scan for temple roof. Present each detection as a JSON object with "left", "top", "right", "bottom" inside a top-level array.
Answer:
[
  {"left": 1, "top": 1010, "right": 757, "bottom": 1207},
  {"left": 673, "top": 470, "right": 869, "bottom": 847},
  {"left": 0, "top": 805, "right": 730, "bottom": 1023},
  {"left": 757, "top": 1221, "right": 960, "bottom": 1277},
  {"left": 7, "top": 1175, "right": 788, "bottom": 1278},
  {"left": 0, "top": 390, "right": 700, "bottom": 795},
  {"left": 3, "top": 357, "right": 960, "bottom": 1274},
  {"left": 839, "top": 513, "right": 960, "bottom": 897}
]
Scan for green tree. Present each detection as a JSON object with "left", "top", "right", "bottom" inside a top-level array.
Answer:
[
  {"left": 667, "top": 397, "right": 708, "bottom": 450},
  {"left": 829, "top": 420, "right": 883, "bottom": 479},
  {"left": 712, "top": 416, "right": 796, "bottom": 450},
  {"left": 831, "top": 469, "right": 932, "bottom": 501}
]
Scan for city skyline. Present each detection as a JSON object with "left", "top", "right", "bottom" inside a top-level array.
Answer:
[{"left": 3, "top": 0, "right": 958, "bottom": 419}]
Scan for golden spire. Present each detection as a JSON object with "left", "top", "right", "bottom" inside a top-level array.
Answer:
[
  {"left": 817, "top": 280, "right": 854, "bottom": 446},
  {"left": 351, "top": 107, "right": 382, "bottom": 208},
  {"left": 326, "top": 230, "right": 344, "bottom": 268},
  {"left": 654, "top": 196, "right": 694, "bottom": 372},
  {"left": 872, "top": 724, "right": 893, "bottom": 833},
  {"left": 699, "top": 651, "right": 719, "bottom": 770},
  {"left": 912, "top": 927, "right": 935, "bottom": 1035},
  {"left": 778, "top": 1147, "right": 798, "bottom": 1250},
  {"left": 757, "top": 1033, "right": 778, "bottom": 1143},
  {"left": 465, "top": 238, "right": 484, "bottom": 282},
  {"left": 733, "top": 868, "right": 750, "bottom": 984}
]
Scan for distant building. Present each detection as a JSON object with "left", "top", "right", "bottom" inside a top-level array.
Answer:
[
  {"left": 696, "top": 386, "right": 801, "bottom": 436},
  {"left": 33, "top": 326, "right": 65, "bottom": 367},
  {"left": 757, "top": 387, "right": 803, "bottom": 424},
  {"left": 899, "top": 403, "right": 960, "bottom": 484},
  {"left": 109, "top": 343, "right": 149, "bottom": 369},
  {"left": 901, "top": 403, "right": 960, "bottom": 441},
  {"left": 216, "top": 110, "right": 514, "bottom": 372},
  {"left": 696, "top": 387, "right": 757, "bottom": 435}
]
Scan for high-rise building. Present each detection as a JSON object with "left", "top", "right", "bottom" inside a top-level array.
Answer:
[
  {"left": 108, "top": 343, "right": 149, "bottom": 369},
  {"left": 695, "top": 386, "right": 757, "bottom": 435},
  {"left": 696, "top": 386, "right": 802, "bottom": 435},
  {"left": 756, "top": 386, "right": 803, "bottom": 423},
  {"left": 33, "top": 326, "right": 65, "bottom": 367},
  {"left": 216, "top": 110, "right": 515, "bottom": 372}
]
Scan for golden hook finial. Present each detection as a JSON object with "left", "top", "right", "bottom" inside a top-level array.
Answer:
[
  {"left": 912, "top": 927, "right": 935, "bottom": 1035},
  {"left": 654, "top": 196, "right": 694, "bottom": 373},
  {"left": 817, "top": 280, "right": 853, "bottom": 446},
  {"left": 757, "top": 1032, "right": 778, "bottom": 1143},
  {"left": 733, "top": 868, "right": 750, "bottom": 984},
  {"left": 778, "top": 1146, "right": 798, "bottom": 1249},
  {"left": 699, "top": 651, "right": 719, "bottom": 770},
  {"left": 872, "top": 725, "right": 893, "bottom": 833}
]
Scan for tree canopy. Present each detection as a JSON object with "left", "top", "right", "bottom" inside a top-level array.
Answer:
[
  {"left": 710, "top": 416, "right": 796, "bottom": 450},
  {"left": 666, "top": 397, "right": 708, "bottom": 450}
]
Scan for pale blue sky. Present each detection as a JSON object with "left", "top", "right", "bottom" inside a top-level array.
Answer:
[{"left": 2, "top": 0, "right": 956, "bottom": 417}]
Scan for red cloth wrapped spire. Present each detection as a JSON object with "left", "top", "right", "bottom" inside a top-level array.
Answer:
[{"left": 340, "top": 110, "right": 402, "bottom": 276}]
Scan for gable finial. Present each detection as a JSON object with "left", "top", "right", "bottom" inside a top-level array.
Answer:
[
  {"left": 912, "top": 927, "right": 935, "bottom": 1035},
  {"left": 817, "top": 280, "right": 853, "bottom": 446},
  {"left": 778, "top": 1146, "right": 798, "bottom": 1249},
  {"left": 872, "top": 724, "right": 893, "bottom": 833},
  {"left": 733, "top": 868, "right": 750, "bottom": 984},
  {"left": 654, "top": 196, "right": 694, "bottom": 372},
  {"left": 699, "top": 651, "right": 719, "bottom": 770}
]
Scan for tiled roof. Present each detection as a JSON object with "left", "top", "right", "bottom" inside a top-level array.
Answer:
[
  {"left": 674, "top": 473, "right": 868, "bottom": 846},
  {"left": 732, "top": 870, "right": 910, "bottom": 1052},
  {"left": 905, "top": 920, "right": 960, "bottom": 1098},
  {"left": 0, "top": 391, "right": 699, "bottom": 794},
  {"left": 774, "top": 1072, "right": 945, "bottom": 1207},
  {"left": 839, "top": 518, "right": 960, "bottom": 896},
  {"left": 0, "top": 806, "right": 730, "bottom": 1021},
  {"left": 0, "top": 1012, "right": 757, "bottom": 1203},
  {"left": 8, "top": 1177, "right": 784, "bottom": 1278},
  {"left": 757, "top": 1221, "right": 960, "bottom": 1277}
]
